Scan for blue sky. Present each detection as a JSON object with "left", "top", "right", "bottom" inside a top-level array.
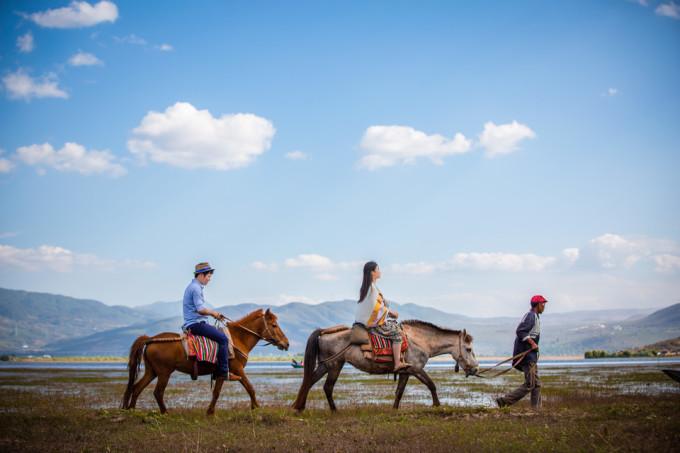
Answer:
[{"left": 1, "top": 1, "right": 679, "bottom": 316}]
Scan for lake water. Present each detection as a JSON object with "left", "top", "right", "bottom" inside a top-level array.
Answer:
[
  {"left": 1, "top": 357, "right": 678, "bottom": 410},
  {"left": 1, "top": 357, "right": 679, "bottom": 371}
]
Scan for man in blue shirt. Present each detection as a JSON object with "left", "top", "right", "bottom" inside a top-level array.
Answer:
[
  {"left": 496, "top": 294, "right": 547, "bottom": 408},
  {"left": 183, "top": 262, "right": 239, "bottom": 381}
]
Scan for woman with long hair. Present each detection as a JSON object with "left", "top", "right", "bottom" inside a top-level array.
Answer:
[{"left": 355, "top": 261, "right": 410, "bottom": 371}]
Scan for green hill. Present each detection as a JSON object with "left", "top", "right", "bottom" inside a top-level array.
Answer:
[
  {"left": 0, "top": 288, "right": 156, "bottom": 352},
  {"left": 2, "top": 287, "right": 678, "bottom": 357}
]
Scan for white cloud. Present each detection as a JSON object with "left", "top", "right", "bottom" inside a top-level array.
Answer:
[
  {"left": 115, "top": 34, "right": 147, "bottom": 46},
  {"left": 589, "top": 233, "right": 641, "bottom": 269},
  {"left": 605, "top": 87, "right": 619, "bottom": 97},
  {"left": 285, "top": 150, "right": 308, "bottom": 160},
  {"left": 251, "top": 261, "right": 278, "bottom": 272},
  {"left": 2, "top": 69, "right": 68, "bottom": 100},
  {"left": 392, "top": 262, "right": 440, "bottom": 275},
  {"left": 562, "top": 248, "right": 580, "bottom": 265},
  {"left": 392, "top": 252, "right": 557, "bottom": 274},
  {"left": 26, "top": 1, "right": 118, "bottom": 28},
  {"left": 254, "top": 254, "right": 361, "bottom": 281},
  {"left": 68, "top": 51, "right": 103, "bottom": 66},
  {"left": 478, "top": 121, "right": 536, "bottom": 156},
  {"left": 284, "top": 254, "right": 335, "bottom": 270},
  {"left": 17, "top": 32, "right": 35, "bottom": 53},
  {"left": 451, "top": 252, "right": 556, "bottom": 272},
  {"left": 115, "top": 35, "right": 172, "bottom": 51},
  {"left": 0, "top": 159, "right": 14, "bottom": 173},
  {"left": 16, "top": 142, "right": 126, "bottom": 177},
  {"left": 0, "top": 232, "right": 18, "bottom": 239},
  {"left": 587, "top": 233, "right": 680, "bottom": 271},
  {"left": 128, "top": 102, "right": 275, "bottom": 170},
  {"left": 652, "top": 254, "right": 680, "bottom": 273},
  {"left": 656, "top": 2, "right": 680, "bottom": 19},
  {"left": 0, "top": 150, "right": 14, "bottom": 173},
  {"left": 359, "top": 125, "right": 472, "bottom": 170},
  {"left": 0, "top": 243, "right": 155, "bottom": 273}
]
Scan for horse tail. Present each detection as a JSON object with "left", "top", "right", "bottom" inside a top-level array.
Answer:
[
  {"left": 302, "top": 328, "right": 322, "bottom": 383},
  {"left": 292, "top": 328, "right": 322, "bottom": 411},
  {"left": 121, "top": 335, "right": 150, "bottom": 409}
]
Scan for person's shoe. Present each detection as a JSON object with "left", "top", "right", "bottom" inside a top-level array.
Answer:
[{"left": 495, "top": 397, "right": 508, "bottom": 408}]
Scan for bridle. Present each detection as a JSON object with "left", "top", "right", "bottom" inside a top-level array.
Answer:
[
  {"left": 217, "top": 313, "right": 281, "bottom": 348},
  {"left": 455, "top": 330, "right": 473, "bottom": 376}
]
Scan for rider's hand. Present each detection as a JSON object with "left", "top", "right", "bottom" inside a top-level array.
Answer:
[
  {"left": 528, "top": 339, "right": 538, "bottom": 351},
  {"left": 215, "top": 312, "right": 225, "bottom": 321},
  {"left": 390, "top": 310, "right": 399, "bottom": 319}
]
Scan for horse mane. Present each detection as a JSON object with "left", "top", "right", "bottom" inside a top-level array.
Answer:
[
  {"left": 231, "top": 308, "right": 265, "bottom": 325},
  {"left": 402, "top": 319, "right": 473, "bottom": 341}
]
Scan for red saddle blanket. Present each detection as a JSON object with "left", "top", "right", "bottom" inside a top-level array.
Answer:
[
  {"left": 186, "top": 332, "right": 218, "bottom": 364},
  {"left": 369, "top": 332, "right": 409, "bottom": 363}
]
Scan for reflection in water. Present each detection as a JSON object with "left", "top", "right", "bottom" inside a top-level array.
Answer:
[{"left": 1, "top": 360, "right": 679, "bottom": 411}]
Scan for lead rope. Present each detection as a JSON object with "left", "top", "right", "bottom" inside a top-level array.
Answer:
[{"left": 474, "top": 349, "right": 532, "bottom": 379}]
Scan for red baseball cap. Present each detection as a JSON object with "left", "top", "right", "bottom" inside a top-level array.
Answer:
[{"left": 531, "top": 295, "right": 548, "bottom": 303}]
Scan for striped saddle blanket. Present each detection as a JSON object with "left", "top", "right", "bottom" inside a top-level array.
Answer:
[
  {"left": 185, "top": 332, "right": 218, "bottom": 364},
  {"left": 369, "top": 332, "right": 409, "bottom": 363}
]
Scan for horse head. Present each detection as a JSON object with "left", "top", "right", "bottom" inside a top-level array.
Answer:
[
  {"left": 454, "top": 329, "right": 479, "bottom": 377},
  {"left": 263, "top": 308, "right": 290, "bottom": 351}
]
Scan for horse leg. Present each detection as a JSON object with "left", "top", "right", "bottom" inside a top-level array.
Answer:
[
  {"left": 128, "top": 367, "right": 156, "bottom": 409},
  {"left": 206, "top": 377, "right": 225, "bottom": 416},
  {"left": 323, "top": 361, "right": 344, "bottom": 412},
  {"left": 393, "top": 373, "right": 410, "bottom": 409},
  {"left": 153, "top": 371, "right": 172, "bottom": 414},
  {"left": 236, "top": 372, "right": 260, "bottom": 410},
  {"left": 292, "top": 363, "right": 329, "bottom": 411},
  {"left": 414, "top": 370, "right": 440, "bottom": 407}
]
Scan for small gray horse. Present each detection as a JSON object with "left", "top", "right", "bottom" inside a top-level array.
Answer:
[{"left": 292, "top": 320, "right": 479, "bottom": 411}]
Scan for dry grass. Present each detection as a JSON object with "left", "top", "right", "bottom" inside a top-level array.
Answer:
[{"left": 1, "top": 364, "right": 678, "bottom": 452}]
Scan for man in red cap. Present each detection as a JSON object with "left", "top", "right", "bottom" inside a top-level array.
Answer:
[{"left": 496, "top": 294, "right": 547, "bottom": 409}]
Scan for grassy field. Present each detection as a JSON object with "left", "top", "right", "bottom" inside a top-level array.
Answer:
[{"left": 0, "top": 362, "right": 678, "bottom": 452}]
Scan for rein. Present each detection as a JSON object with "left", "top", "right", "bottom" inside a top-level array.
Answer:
[
  {"left": 217, "top": 313, "right": 279, "bottom": 348},
  {"left": 474, "top": 349, "right": 531, "bottom": 379}
]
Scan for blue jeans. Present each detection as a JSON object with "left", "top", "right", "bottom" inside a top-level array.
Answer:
[{"left": 187, "top": 321, "right": 229, "bottom": 375}]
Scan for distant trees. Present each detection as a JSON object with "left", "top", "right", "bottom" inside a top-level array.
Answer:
[{"left": 584, "top": 349, "right": 658, "bottom": 359}]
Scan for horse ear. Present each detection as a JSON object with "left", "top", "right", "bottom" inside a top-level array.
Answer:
[
  {"left": 463, "top": 328, "right": 467, "bottom": 337},
  {"left": 265, "top": 308, "right": 271, "bottom": 315}
]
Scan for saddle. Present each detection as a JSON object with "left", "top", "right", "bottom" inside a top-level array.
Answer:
[
  {"left": 350, "top": 322, "right": 409, "bottom": 363},
  {"left": 181, "top": 327, "right": 236, "bottom": 380},
  {"left": 317, "top": 323, "right": 409, "bottom": 364}
]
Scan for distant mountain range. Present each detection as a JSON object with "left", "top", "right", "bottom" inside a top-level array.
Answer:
[{"left": 1, "top": 287, "right": 679, "bottom": 357}]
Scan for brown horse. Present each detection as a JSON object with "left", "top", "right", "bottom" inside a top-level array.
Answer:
[{"left": 121, "top": 308, "right": 289, "bottom": 415}]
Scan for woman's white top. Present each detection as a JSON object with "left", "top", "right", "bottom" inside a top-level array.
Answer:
[{"left": 355, "top": 283, "right": 390, "bottom": 327}]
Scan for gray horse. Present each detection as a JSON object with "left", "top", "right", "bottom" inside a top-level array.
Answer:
[{"left": 292, "top": 320, "right": 479, "bottom": 411}]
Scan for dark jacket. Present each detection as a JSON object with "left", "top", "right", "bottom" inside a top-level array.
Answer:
[{"left": 512, "top": 310, "right": 540, "bottom": 369}]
